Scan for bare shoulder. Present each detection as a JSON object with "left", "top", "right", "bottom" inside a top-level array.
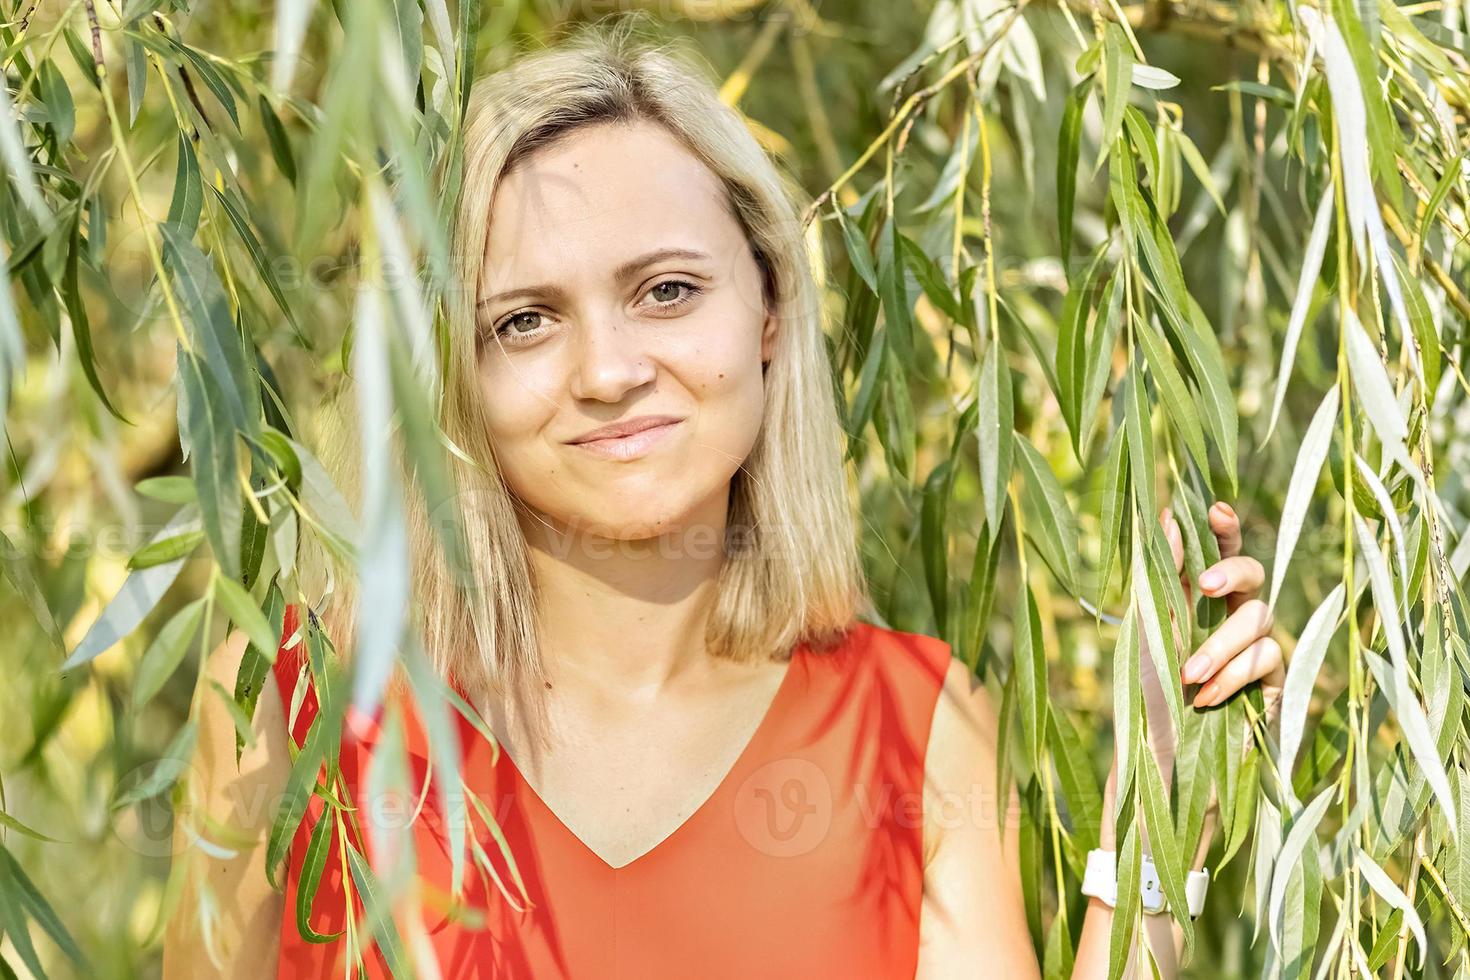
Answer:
[
  {"left": 161, "top": 627, "right": 291, "bottom": 979},
  {"left": 915, "top": 654, "right": 1037, "bottom": 976},
  {"left": 921, "top": 657, "right": 1001, "bottom": 860}
]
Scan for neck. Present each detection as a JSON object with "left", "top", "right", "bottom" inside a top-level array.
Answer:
[{"left": 518, "top": 486, "right": 731, "bottom": 701}]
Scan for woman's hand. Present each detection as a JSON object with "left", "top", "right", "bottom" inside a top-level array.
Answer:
[
  {"left": 1165, "top": 501, "right": 1285, "bottom": 716},
  {"left": 1102, "top": 501, "right": 1286, "bottom": 849}
]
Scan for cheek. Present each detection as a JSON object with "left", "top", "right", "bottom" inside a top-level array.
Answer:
[
  {"left": 682, "top": 335, "right": 767, "bottom": 455},
  {"left": 477, "top": 358, "right": 559, "bottom": 468}
]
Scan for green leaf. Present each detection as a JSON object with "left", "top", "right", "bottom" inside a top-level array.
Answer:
[
  {"left": 877, "top": 216, "right": 914, "bottom": 367},
  {"left": 900, "top": 233, "right": 962, "bottom": 323},
  {"left": 921, "top": 460, "right": 952, "bottom": 638},
  {"left": 846, "top": 325, "right": 887, "bottom": 442},
  {"left": 1330, "top": 0, "right": 1403, "bottom": 198},
  {"left": 1132, "top": 527, "right": 1185, "bottom": 741},
  {"left": 166, "top": 134, "right": 203, "bottom": 237},
  {"left": 1356, "top": 846, "right": 1428, "bottom": 968},
  {"left": 1107, "top": 816, "right": 1141, "bottom": 980},
  {"left": 1269, "top": 384, "right": 1339, "bottom": 609},
  {"left": 112, "top": 721, "right": 197, "bottom": 809},
  {"left": 1388, "top": 249, "right": 1441, "bottom": 403},
  {"left": 208, "top": 185, "right": 302, "bottom": 337},
  {"left": 1139, "top": 749, "right": 1195, "bottom": 957},
  {"left": 0, "top": 77, "right": 47, "bottom": 220},
  {"left": 128, "top": 528, "right": 205, "bottom": 569},
  {"left": 1098, "top": 23, "right": 1135, "bottom": 174},
  {"left": 1049, "top": 709, "right": 1102, "bottom": 850},
  {"left": 1175, "top": 131, "right": 1226, "bottom": 216},
  {"left": 136, "top": 476, "right": 197, "bottom": 504},
  {"left": 0, "top": 811, "right": 62, "bottom": 844},
  {"left": 160, "top": 224, "right": 260, "bottom": 439},
  {"left": 132, "top": 598, "right": 208, "bottom": 709},
  {"left": 234, "top": 582, "right": 286, "bottom": 760},
  {"left": 171, "top": 40, "right": 241, "bottom": 129},
  {"left": 178, "top": 350, "right": 243, "bottom": 580},
  {"left": 1111, "top": 153, "right": 1237, "bottom": 491},
  {"left": 1267, "top": 786, "right": 1333, "bottom": 954},
  {"left": 977, "top": 335, "right": 1014, "bottom": 532},
  {"left": 836, "top": 206, "right": 878, "bottom": 294},
  {"left": 0, "top": 843, "right": 85, "bottom": 971},
  {"left": 1013, "top": 583, "right": 1047, "bottom": 770},
  {"left": 1122, "top": 363, "right": 1156, "bottom": 522},
  {"left": 1057, "top": 82, "right": 1088, "bottom": 258},
  {"left": 1276, "top": 585, "right": 1347, "bottom": 804},
  {"left": 1357, "top": 514, "right": 1457, "bottom": 832},
  {"left": 1416, "top": 153, "right": 1463, "bottom": 261},
  {"left": 1077, "top": 274, "right": 1123, "bottom": 464},
  {"left": 1097, "top": 426, "right": 1128, "bottom": 601},
  {"left": 267, "top": 625, "right": 344, "bottom": 888},
  {"left": 63, "top": 509, "right": 198, "bottom": 669},
  {"left": 125, "top": 38, "right": 148, "bottom": 125},
  {"left": 36, "top": 61, "right": 75, "bottom": 144},
  {"left": 345, "top": 845, "right": 412, "bottom": 976},
  {"left": 1056, "top": 245, "right": 1108, "bottom": 453},
  {"left": 295, "top": 811, "right": 345, "bottom": 942},
  {"left": 1267, "top": 187, "right": 1335, "bottom": 440},
  {"left": 1344, "top": 306, "right": 1412, "bottom": 474},
  {"left": 63, "top": 213, "right": 128, "bottom": 424},
  {"left": 1134, "top": 313, "right": 1209, "bottom": 477},
  {"left": 877, "top": 346, "right": 916, "bottom": 482},
  {"left": 213, "top": 576, "right": 277, "bottom": 660},
  {"left": 1210, "top": 80, "right": 1294, "bottom": 107},
  {"left": 1013, "top": 433, "right": 1078, "bottom": 594}
]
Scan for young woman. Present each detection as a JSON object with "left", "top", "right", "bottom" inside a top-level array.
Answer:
[{"left": 162, "top": 20, "right": 1286, "bottom": 980}]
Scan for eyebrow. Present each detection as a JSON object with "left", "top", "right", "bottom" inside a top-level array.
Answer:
[{"left": 477, "top": 247, "right": 713, "bottom": 309}]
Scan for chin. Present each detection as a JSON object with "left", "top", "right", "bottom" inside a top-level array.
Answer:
[{"left": 532, "top": 478, "right": 730, "bottom": 545}]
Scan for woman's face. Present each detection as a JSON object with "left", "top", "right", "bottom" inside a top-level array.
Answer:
[{"left": 476, "top": 119, "right": 777, "bottom": 542}]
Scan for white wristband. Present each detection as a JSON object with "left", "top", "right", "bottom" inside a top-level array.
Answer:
[{"left": 1081, "top": 848, "right": 1210, "bottom": 918}]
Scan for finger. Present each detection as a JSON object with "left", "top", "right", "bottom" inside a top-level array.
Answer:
[
  {"left": 1198, "top": 555, "right": 1265, "bottom": 611},
  {"left": 1192, "top": 636, "right": 1283, "bottom": 708},
  {"left": 1181, "top": 598, "right": 1274, "bottom": 685},
  {"left": 1209, "top": 501, "right": 1243, "bottom": 559}
]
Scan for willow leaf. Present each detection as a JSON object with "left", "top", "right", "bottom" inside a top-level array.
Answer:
[
  {"left": 1269, "top": 384, "right": 1339, "bottom": 609},
  {"left": 1267, "top": 186, "right": 1334, "bottom": 440},
  {"left": 1276, "top": 585, "right": 1346, "bottom": 806}
]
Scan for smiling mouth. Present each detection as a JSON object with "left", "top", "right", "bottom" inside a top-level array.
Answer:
[{"left": 569, "top": 420, "right": 684, "bottom": 460}]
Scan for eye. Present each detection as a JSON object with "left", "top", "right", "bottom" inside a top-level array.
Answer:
[
  {"left": 488, "top": 309, "right": 550, "bottom": 346},
  {"left": 643, "top": 279, "right": 702, "bottom": 310}
]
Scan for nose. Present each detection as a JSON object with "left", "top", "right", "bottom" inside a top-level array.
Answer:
[{"left": 568, "top": 309, "right": 657, "bottom": 403}]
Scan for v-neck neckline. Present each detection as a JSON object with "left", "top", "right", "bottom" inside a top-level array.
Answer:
[{"left": 485, "top": 643, "right": 806, "bottom": 874}]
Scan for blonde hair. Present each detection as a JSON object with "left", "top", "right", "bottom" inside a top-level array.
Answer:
[{"left": 311, "top": 13, "right": 867, "bottom": 745}]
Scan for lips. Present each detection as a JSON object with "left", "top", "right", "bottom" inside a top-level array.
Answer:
[{"left": 566, "top": 416, "right": 685, "bottom": 461}]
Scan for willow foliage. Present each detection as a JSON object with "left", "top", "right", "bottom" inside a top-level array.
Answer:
[{"left": 2, "top": 0, "right": 1469, "bottom": 977}]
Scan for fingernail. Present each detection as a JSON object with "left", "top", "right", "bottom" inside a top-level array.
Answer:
[
  {"left": 1213, "top": 501, "right": 1235, "bottom": 518},
  {"left": 1160, "top": 506, "right": 1172, "bottom": 524},
  {"left": 1183, "top": 653, "right": 1209, "bottom": 684},
  {"left": 1200, "top": 569, "right": 1224, "bottom": 592},
  {"left": 1195, "top": 682, "right": 1221, "bottom": 708}
]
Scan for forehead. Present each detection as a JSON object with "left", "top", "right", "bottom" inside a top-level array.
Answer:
[{"left": 480, "top": 120, "right": 744, "bottom": 290}]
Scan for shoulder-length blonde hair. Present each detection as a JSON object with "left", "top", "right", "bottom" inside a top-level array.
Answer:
[{"left": 313, "top": 13, "right": 867, "bottom": 744}]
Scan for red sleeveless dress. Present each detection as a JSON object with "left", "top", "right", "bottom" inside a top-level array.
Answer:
[{"left": 271, "top": 603, "right": 952, "bottom": 979}]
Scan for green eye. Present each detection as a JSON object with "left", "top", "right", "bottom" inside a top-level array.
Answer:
[{"left": 647, "top": 280, "right": 702, "bottom": 307}]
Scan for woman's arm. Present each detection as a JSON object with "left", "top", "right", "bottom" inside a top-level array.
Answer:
[
  {"left": 916, "top": 656, "right": 1040, "bottom": 977},
  {"left": 1075, "top": 503, "right": 1284, "bottom": 976},
  {"left": 1068, "top": 762, "right": 1218, "bottom": 976},
  {"left": 160, "top": 628, "right": 292, "bottom": 979},
  {"left": 918, "top": 502, "right": 1283, "bottom": 978}
]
